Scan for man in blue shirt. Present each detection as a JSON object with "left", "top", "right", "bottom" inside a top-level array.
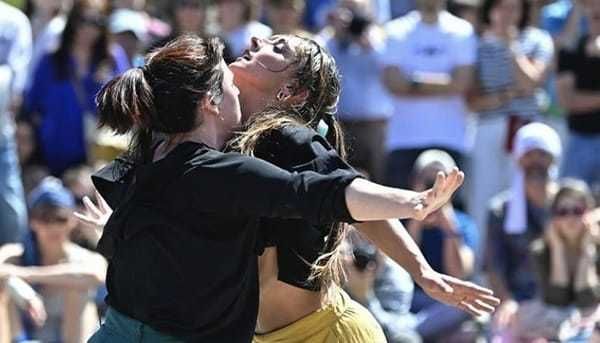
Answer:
[{"left": 407, "top": 150, "right": 479, "bottom": 341}]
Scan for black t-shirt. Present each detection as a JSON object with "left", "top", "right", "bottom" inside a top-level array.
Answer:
[
  {"left": 254, "top": 125, "right": 358, "bottom": 291},
  {"left": 558, "top": 36, "right": 600, "bottom": 134},
  {"left": 91, "top": 141, "right": 360, "bottom": 342}
]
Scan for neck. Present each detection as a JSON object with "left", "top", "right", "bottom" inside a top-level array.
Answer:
[
  {"left": 526, "top": 182, "right": 548, "bottom": 208},
  {"left": 239, "top": 84, "right": 275, "bottom": 122},
  {"left": 176, "top": 122, "right": 228, "bottom": 151},
  {"left": 38, "top": 242, "right": 67, "bottom": 265},
  {"left": 420, "top": 10, "right": 440, "bottom": 24}
]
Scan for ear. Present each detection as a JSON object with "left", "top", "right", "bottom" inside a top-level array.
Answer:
[
  {"left": 199, "top": 94, "right": 219, "bottom": 120},
  {"left": 276, "top": 83, "right": 309, "bottom": 105}
]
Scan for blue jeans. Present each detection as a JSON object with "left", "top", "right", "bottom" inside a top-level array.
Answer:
[
  {"left": 0, "top": 123, "right": 27, "bottom": 245},
  {"left": 561, "top": 132, "right": 600, "bottom": 189},
  {"left": 88, "top": 308, "right": 183, "bottom": 343}
]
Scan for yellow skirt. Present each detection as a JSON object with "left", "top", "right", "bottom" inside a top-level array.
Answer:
[{"left": 253, "top": 289, "right": 387, "bottom": 343}]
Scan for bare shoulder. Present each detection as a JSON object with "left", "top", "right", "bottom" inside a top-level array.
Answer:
[
  {"left": 0, "top": 244, "right": 24, "bottom": 264},
  {"left": 65, "top": 243, "right": 106, "bottom": 267}
]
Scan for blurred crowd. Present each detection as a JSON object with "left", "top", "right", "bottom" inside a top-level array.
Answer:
[{"left": 0, "top": 0, "right": 599, "bottom": 342}]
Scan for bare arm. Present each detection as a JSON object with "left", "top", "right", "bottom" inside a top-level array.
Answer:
[
  {"left": 6, "top": 257, "right": 106, "bottom": 291},
  {"left": 345, "top": 168, "right": 464, "bottom": 221},
  {"left": 355, "top": 219, "right": 499, "bottom": 316},
  {"left": 382, "top": 65, "right": 474, "bottom": 97},
  {"left": 511, "top": 53, "right": 551, "bottom": 92},
  {"left": 556, "top": 73, "right": 600, "bottom": 113},
  {"left": 440, "top": 216, "right": 475, "bottom": 279}
]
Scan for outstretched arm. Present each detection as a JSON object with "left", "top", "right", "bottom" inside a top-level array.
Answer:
[
  {"left": 356, "top": 219, "right": 499, "bottom": 317},
  {"left": 346, "top": 168, "right": 464, "bottom": 221}
]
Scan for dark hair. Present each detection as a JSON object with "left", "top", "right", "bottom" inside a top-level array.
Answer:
[
  {"left": 551, "top": 178, "right": 596, "bottom": 213},
  {"left": 53, "top": 0, "right": 112, "bottom": 80},
  {"left": 96, "top": 35, "right": 225, "bottom": 163},
  {"left": 233, "top": 35, "right": 346, "bottom": 293},
  {"left": 481, "top": 0, "right": 531, "bottom": 30}
]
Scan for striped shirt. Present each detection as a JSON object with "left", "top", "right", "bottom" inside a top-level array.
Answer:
[{"left": 477, "top": 27, "right": 554, "bottom": 119}]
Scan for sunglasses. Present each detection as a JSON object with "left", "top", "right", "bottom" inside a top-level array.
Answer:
[{"left": 553, "top": 206, "right": 587, "bottom": 217}]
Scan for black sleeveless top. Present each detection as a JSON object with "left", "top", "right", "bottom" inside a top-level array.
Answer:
[{"left": 254, "top": 125, "right": 359, "bottom": 290}]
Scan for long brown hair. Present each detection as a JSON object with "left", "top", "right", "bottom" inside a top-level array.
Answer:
[
  {"left": 233, "top": 35, "right": 348, "bottom": 294},
  {"left": 96, "top": 35, "right": 225, "bottom": 165},
  {"left": 53, "top": 0, "right": 111, "bottom": 80}
]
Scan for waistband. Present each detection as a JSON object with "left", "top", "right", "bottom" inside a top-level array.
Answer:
[
  {"left": 103, "top": 307, "right": 182, "bottom": 342},
  {"left": 253, "top": 288, "right": 351, "bottom": 342}
]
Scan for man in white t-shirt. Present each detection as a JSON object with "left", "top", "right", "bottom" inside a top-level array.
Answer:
[{"left": 381, "top": 0, "right": 476, "bottom": 195}]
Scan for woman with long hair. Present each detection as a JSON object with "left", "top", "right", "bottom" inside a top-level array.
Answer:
[
  {"left": 227, "top": 35, "right": 500, "bottom": 342},
  {"left": 23, "top": 0, "right": 122, "bottom": 176},
  {"left": 83, "top": 34, "right": 471, "bottom": 342}
]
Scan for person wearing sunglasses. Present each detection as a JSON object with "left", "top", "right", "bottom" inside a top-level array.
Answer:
[
  {"left": 0, "top": 177, "right": 107, "bottom": 342},
  {"left": 507, "top": 178, "right": 600, "bottom": 341}
]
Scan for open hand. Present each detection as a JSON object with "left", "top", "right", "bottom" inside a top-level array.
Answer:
[
  {"left": 74, "top": 190, "right": 112, "bottom": 234},
  {"left": 413, "top": 167, "right": 464, "bottom": 221},
  {"left": 417, "top": 269, "right": 500, "bottom": 317}
]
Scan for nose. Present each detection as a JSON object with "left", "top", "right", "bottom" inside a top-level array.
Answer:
[{"left": 250, "top": 37, "right": 263, "bottom": 51}]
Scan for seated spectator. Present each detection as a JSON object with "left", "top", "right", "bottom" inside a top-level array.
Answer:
[
  {"left": 21, "top": 0, "right": 124, "bottom": 176},
  {"left": 485, "top": 122, "right": 562, "bottom": 336},
  {"left": 109, "top": 8, "right": 148, "bottom": 70},
  {"left": 343, "top": 229, "right": 421, "bottom": 343},
  {"left": 556, "top": 0, "right": 600, "bottom": 198},
  {"left": 509, "top": 178, "right": 600, "bottom": 342},
  {"left": 318, "top": 0, "right": 392, "bottom": 182},
  {"left": 407, "top": 150, "right": 479, "bottom": 342},
  {"left": 216, "top": 0, "right": 272, "bottom": 58},
  {"left": 265, "top": 0, "right": 310, "bottom": 36},
  {"left": 0, "top": 177, "right": 106, "bottom": 342},
  {"left": 467, "top": 0, "right": 554, "bottom": 237}
]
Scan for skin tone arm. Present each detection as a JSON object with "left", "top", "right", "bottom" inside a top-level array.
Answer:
[
  {"left": 356, "top": 218, "right": 497, "bottom": 317},
  {"left": 345, "top": 168, "right": 464, "bottom": 221},
  {"left": 382, "top": 65, "right": 474, "bottom": 97},
  {"left": 556, "top": 72, "right": 600, "bottom": 114}
]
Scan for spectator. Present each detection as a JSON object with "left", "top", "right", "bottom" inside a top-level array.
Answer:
[
  {"left": 216, "top": 0, "right": 272, "bottom": 58},
  {"left": 467, "top": 0, "right": 554, "bottom": 237},
  {"left": 407, "top": 150, "right": 479, "bottom": 341},
  {"left": 382, "top": 0, "right": 476, "bottom": 194},
  {"left": 540, "top": 0, "right": 587, "bottom": 50},
  {"left": 109, "top": 8, "right": 148, "bottom": 69},
  {"left": 318, "top": 0, "right": 393, "bottom": 182},
  {"left": 509, "top": 178, "right": 600, "bottom": 341},
  {"left": 265, "top": 0, "right": 309, "bottom": 36},
  {"left": 448, "top": 0, "right": 481, "bottom": 31},
  {"left": 485, "top": 122, "right": 562, "bottom": 336},
  {"left": 149, "top": 0, "right": 208, "bottom": 50},
  {"left": 343, "top": 230, "right": 421, "bottom": 343},
  {"left": 22, "top": 0, "right": 122, "bottom": 176},
  {"left": 0, "top": 1, "right": 31, "bottom": 246},
  {"left": 25, "top": 0, "right": 70, "bottom": 90},
  {"left": 389, "top": 0, "right": 417, "bottom": 19},
  {"left": 0, "top": 177, "right": 106, "bottom": 342},
  {"left": 556, "top": 0, "right": 600, "bottom": 197}
]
